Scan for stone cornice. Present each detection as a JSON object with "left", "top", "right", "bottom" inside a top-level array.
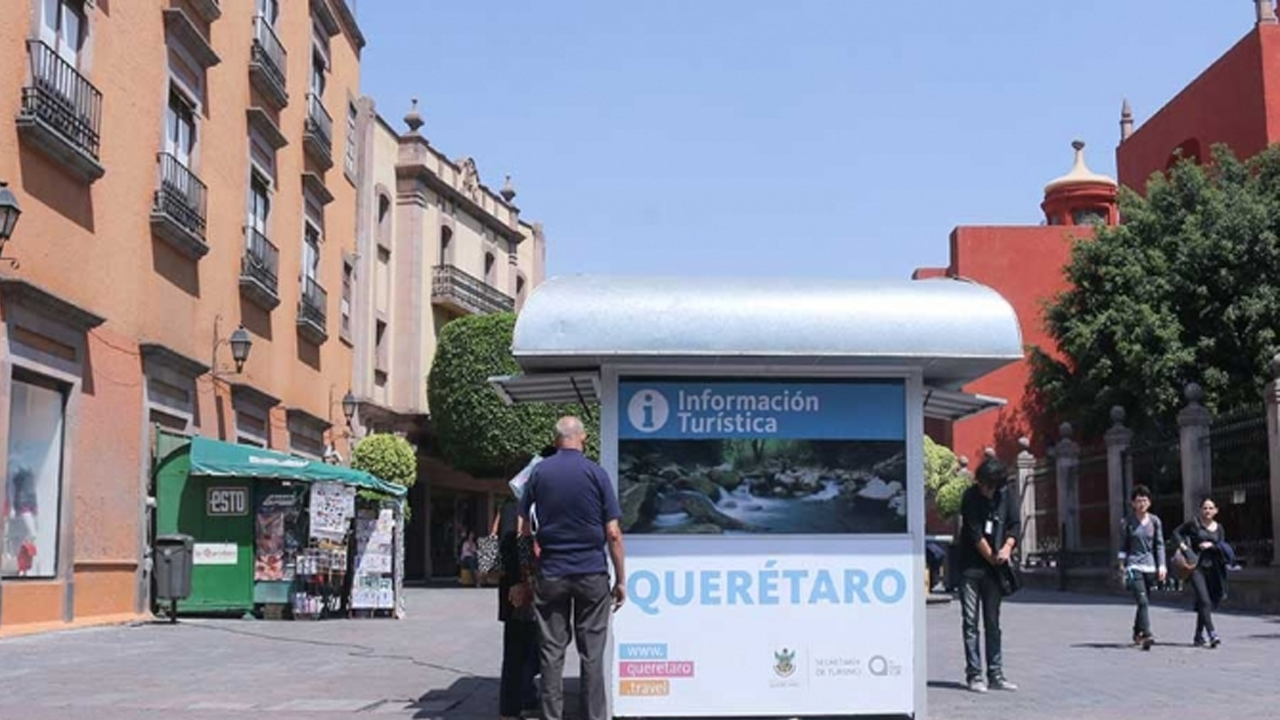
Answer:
[
  {"left": 396, "top": 160, "right": 524, "bottom": 243},
  {"left": 140, "top": 343, "right": 210, "bottom": 378},
  {"left": 0, "top": 276, "right": 106, "bottom": 331}
]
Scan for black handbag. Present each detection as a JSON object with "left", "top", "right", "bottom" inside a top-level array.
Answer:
[{"left": 996, "top": 561, "right": 1021, "bottom": 597}]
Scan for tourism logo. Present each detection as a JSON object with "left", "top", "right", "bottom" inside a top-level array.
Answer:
[
  {"left": 773, "top": 648, "right": 797, "bottom": 678},
  {"left": 627, "top": 389, "right": 670, "bottom": 433}
]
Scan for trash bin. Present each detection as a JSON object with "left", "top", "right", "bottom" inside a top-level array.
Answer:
[{"left": 154, "top": 534, "right": 194, "bottom": 622}]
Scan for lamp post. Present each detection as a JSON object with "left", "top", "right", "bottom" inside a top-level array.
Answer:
[
  {"left": 342, "top": 390, "right": 357, "bottom": 427},
  {"left": 0, "top": 181, "right": 23, "bottom": 267},
  {"left": 211, "top": 314, "right": 253, "bottom": 379},
  {"left": 229, "top": 326, "right": 252, "bottom": 373}
]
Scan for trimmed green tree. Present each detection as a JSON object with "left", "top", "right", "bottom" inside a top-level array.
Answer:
[
  {"left": 1031, "top": 144, "right": 1280, "bottom": 438},
  {"left": 352, "top": 433, "right": 418, "bottom": 488},
  {"left": 428, "top": 312, "right": 599, "bottom": 478},
  {"left": 924, "top": 435, "right": 969, "bottom": 518}
]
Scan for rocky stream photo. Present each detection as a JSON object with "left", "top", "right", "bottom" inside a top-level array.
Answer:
[{"left": 618, "top": 438, "right": 907, "bottom": 535}]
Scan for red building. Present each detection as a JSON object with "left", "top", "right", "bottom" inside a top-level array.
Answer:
[
  {"left": 913, "top": 142, "right": 1117, "bottom": 464},
  {"left": 918, "top": 3, "right": 1280, "bottom": 464}
]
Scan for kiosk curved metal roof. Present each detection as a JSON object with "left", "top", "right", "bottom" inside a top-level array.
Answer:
[{"left": 491, "top": 275, "right": 1024, "bottom": 421}]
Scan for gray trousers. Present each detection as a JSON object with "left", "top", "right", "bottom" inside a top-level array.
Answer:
[{"left": 533, "top": 572, "right": 612, "bottom": 720}]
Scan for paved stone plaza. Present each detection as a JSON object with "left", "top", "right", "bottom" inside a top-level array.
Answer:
[{"left": 0, "top": 587, "right": 1276, "bottom": 720}]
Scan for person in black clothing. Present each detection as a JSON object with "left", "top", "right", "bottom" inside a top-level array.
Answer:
[
  {"left": 496, "top": 497, "right": 540, "bottom": 720},
  {"left": 1172, "top": 495, "right": 1229, "bottom": 648},
  {"left": 958, "top": 454, "right": 1021, "bottom": 694}
]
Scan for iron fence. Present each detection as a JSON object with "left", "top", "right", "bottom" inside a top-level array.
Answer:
[
  {"left": 1125, "top": 431, "right": 1183, "bottom": 529},
  {"left": 1204, "top": 406, "right": 1272, "bottom": 566}
]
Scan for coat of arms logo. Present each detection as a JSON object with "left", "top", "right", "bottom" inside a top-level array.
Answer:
[{"left": 773, "top": 648, "right": 797, "bottom": 678}]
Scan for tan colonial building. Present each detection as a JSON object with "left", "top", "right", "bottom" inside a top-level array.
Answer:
[
  {"left": 0, "top": 0, "right": 364, "bottom": 634},
  {"left": 347, "top": 99, "right": 547, "bottom": 580}
]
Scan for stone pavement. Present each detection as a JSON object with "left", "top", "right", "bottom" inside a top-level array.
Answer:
[{"left": 0, "top": 586, "right": 1277, "bottom": 720}]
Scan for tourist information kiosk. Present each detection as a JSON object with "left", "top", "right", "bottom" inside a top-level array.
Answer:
[{"left": 490, "top": 275, "right": 1023, "bottom": 720}]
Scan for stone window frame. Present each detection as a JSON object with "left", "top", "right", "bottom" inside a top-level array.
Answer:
[
  {"left": 230, "top": 383, "right": 278, "bottom": 448},
  {"left": 285, "top": 407, "right": 330, "bottom": 460},
  {"left": 139, "top": 344, "right": 209, "bottom": 437}
]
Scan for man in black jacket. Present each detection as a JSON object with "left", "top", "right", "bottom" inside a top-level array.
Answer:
[{"left": 959, "top": 454, "right": 1021, "bottom": 693}]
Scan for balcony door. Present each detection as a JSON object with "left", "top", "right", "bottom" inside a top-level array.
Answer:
[
  {"left": 256, "top": 0, "right": 279, "bottom": 23},
  {"left": 165, "top": 90, "right": 195, "bottom": 168},
  {"left": 40, "top": 0, "right": 84, "bottom": 67},
  {"left": 303, "top": 225, "right": 321, "bottom": 284}
]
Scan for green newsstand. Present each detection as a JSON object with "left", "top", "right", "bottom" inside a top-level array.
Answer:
[{"left": 153, "top": 434, "right": 407, "bottom": 616}]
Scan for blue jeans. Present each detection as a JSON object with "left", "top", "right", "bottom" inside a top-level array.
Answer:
[{"left": 961, "top": 567, "right": 1005, "bottom": 682}]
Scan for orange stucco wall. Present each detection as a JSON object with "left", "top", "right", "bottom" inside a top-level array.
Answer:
[{"left": 0, "top": 0, "right": 362, "bottom": 632}]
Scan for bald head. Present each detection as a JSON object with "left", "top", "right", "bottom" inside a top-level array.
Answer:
[{"left": 554, "top": 416, "right": 587, "bottom": 450}]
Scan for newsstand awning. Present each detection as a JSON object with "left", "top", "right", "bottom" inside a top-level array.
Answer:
[{"left": 186, "top": 436, "right": 407, "bottom": 497}]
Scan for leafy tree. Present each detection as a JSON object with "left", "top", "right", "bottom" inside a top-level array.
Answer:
[
  {"left": 352, "top": 433, "right": 418, "bottom": 488},
  {"left": 925, "top": 435, "right": 969, "bottom": 518},
  {"left": 428, "top": 312, "right": 599, "bottom": 478},
  {"left": 1031, "top": 144, "right": 1280, "bottom": 438}
]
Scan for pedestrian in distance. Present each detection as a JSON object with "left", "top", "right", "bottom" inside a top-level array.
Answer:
[
  {"left": 958, "top": 454, "right": 1021, "bottom": 694},
  {"left": 1118, "top": 484, "right": 1166, "bottom": 650},
  {"left": 518, "top": 416, "right": 627, "bottom": 720},
  {"left": 1172, "top": 495, "right": 1230, "bottom": 648}
]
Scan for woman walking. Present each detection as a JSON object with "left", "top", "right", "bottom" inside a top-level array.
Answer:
[
  {"left": 1118, "top": 485, "right": 1166, "bottom": 650},
  {"left": 1172, "top": 496, "right": 1229, "bottom": 648}
]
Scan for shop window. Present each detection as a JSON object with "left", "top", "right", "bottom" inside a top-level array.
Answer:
[{"left": 3, "top": 373, "right": 67, "bottom": 579}]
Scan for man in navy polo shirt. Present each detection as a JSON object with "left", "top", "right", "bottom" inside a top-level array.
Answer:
[{"left": 519, "top": 416, "right": 626, "bottom": 720}]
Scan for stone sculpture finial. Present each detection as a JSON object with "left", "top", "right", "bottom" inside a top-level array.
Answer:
[
  {"left": 500, "top": 174, "right": 517, "bottom": 203},
  {"left": 404, "top": 98, "right": 424, "bottom": 135},
  {"left": 1120, "top": 98, "right": 1134, "bottom": 141},
  {"left": 1258, "top": 0, "right": 1278, "bottom": 26}
]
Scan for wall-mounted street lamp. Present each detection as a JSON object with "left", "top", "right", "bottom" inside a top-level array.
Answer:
[
  {"left": 212, "top": 314, "right": 253, "bottom": 379},
  {"left": 0, "top": 181, "right": 23, "bottom": 267},
  {"left": 341, "top": 390, "right": 357, "bottom": 427}
]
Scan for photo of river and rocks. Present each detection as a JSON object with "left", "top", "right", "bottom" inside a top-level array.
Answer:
[{"left": 617, "top": 439, "right": 907, "bottom": 535}]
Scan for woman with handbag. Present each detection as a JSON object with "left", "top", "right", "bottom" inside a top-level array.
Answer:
[
  {"left": 497, "top": 496, "right": 540, "bottom": 720},
  {"left": 1117, "top": 485, "right": 1166, "bottom": 650},
  {"left": 1172, "top": 496, "right": 1229, "bottom": 648}
]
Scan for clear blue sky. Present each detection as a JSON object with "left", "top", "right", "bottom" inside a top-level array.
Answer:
[{"left": 355, "top": 1, "right": 1250, "bottom": 281}]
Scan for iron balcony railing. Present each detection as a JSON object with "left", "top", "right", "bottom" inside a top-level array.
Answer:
[
  {"left": 22, "top": 40, "right": 103, "bottom": 160},
  {"left": 243, "top": 228, "right": 280, "bottom": 294},
  {"left": 251, "top": 15, "right": 287, "bottom": 92},
  {"left": 153, "top": 153, "right": 207, "bottom": 239},
  {"left": 305, "top": 93, "right": 333, "bottom": 153},
  {"left": 299, "top": 276, "right": 328, "bottom": 329},
  {"left": 431, "top": 264, "right": 515, "bottom": 315}
]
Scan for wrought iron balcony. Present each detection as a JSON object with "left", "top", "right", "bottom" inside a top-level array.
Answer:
[
  {"left": 16, "top": 40, "right": 104, "bottom": 182},
  {"left": 249, "top": 15, "right": 288, "bottom": 108},
  {"left": 297, "top": 276, "right": 328, "bottom": 344},
  {"left": 303, "top": 93, "right": 333, "bottom": 170},
  {"left": 431, "top": 264, "right": 515, "bottom": 316},
  {"left": 240, "top": 228, "right": 281, "bottom": 310},
  {"left": 150, "top": 153, "right": 209, "bottom": 259}
]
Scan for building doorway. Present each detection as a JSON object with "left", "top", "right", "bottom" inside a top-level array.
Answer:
[{"left": 427, "top": 489, "right": 486, "bottom": 579}]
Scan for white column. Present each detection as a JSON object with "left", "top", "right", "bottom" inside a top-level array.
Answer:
[
  {"left": 1055, "top": 423, "right": 1080, "bottom": 550},
  {"left": 1015, "top": 437, "right": 1037, "bottom": 565},
  {"left": 1178, "top": 383, "right": 1213, "bottom": 522}
]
